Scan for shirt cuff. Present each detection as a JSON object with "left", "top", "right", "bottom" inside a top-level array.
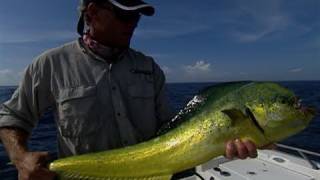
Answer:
[{"left": 0, "top": 115, "right": 34, "bottom": 134}]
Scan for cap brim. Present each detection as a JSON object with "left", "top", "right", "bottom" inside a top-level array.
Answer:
[
  {"left": 108, "top": 0, "right": 155, "bottom": 16},
  {"left": 77, "top": 0, "right": 155, "bottom": 36}
]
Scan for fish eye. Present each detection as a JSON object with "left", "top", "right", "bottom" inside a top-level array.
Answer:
[
  {"left": 289, "top": 97, "right": 296, "bottom": 105},
  {"left": 276, "top": 96, "right": 287, "bottom": 104}
]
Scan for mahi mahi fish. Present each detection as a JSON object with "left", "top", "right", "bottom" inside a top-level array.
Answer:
[{"left": 49, "top": 82, "right": 316, "bottom": 180}]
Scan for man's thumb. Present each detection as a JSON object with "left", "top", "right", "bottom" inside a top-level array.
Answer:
[{"left": 37, "top": 152, "right": 52, "bottom": 166}]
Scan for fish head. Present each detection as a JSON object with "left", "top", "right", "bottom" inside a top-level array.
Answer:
[{"left": 246, "top": 83, "right": 316, "bottom": 142}]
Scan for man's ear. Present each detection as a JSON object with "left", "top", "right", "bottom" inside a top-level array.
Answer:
[{"left": 86, "top": 2, "right": 99, "bottom": 24}]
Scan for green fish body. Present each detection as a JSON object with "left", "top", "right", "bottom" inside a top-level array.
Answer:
[{"left": 49, "top": 82, "right": 315, "bottom": 180}]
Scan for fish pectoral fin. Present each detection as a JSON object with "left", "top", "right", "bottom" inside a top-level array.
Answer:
[{"left": 222, "top": 108, "right": 248, "bottom": 124}]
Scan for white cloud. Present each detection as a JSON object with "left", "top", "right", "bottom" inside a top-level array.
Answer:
[
  {"left": 174, "top": 60, "right": 215, "bottom": 82},
  {"left": 183, "top": 61, "right": 212, "bottom": 74},
  {"left": 233, "top": 30, "right": 271, "bottom": 43},
  {"left": 225, "top": 0, "right": 313, "bottom": 43},
  {"left": 240, "top": 72, "right": 249, "bottom": 75},
  {"left": 161, "top": 66, "right": 172, "bottom": 75},
  {"left": 232, "top": 14, "right": 290, "bottom": 43},
  {"left": 0, "top": 69, "right": 23, "bottom": 86},
  {"left": 158, "top": 61, "right": 214, "bottom": 82},
  {"left": 289, "top": 68, "right": 303, "bottom": 73}
]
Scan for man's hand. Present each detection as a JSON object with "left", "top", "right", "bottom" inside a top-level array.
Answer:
[
  {"left": 0, "top": 128, "right": 56, "bottom": 180},
  {"left": 15, "top": 151, "right": 56, "bottom": 180},
  {"left": 225, "top": 139, "right": 258, "bottom": 159}
]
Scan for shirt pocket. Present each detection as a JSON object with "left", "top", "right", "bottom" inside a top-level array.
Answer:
[
  {"left": 57, "top": 85, "right": 100, "bottom": 138},
  {"left": 128, "top": 82, "right": 154, "bottom": 98},
  {"left": 127, "top": 82, "right": 157, "bottom": 140}
]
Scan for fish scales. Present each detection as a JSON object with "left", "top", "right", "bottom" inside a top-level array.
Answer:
[{"left": 50, "top": 82, "right": 315, "bottom": 180}]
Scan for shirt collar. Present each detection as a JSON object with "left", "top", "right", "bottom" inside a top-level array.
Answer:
[{"left": 81, "top": 32, "right": 127, "bottom": 63}]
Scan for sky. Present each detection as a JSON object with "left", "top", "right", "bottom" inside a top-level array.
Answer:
[{"left": 0, "top": 0, "right": 319, "bottom": 85}]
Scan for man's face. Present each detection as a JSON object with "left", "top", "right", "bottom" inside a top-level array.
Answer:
[{"left": 87, "top": 3, "right": 141, "bottom": 48}]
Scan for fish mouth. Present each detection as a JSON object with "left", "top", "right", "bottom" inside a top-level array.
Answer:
[
  {"left": 245, "top": 107, "right": 265, "bottom": 134},
  {"left": 300, "top": 106, "right": 317, "bottom": 116},
  {"left": 293, "top": 97, "right": 316, "bottom": 116}
]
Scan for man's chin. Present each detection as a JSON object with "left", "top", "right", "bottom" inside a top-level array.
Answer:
[
  {"left": 98, "top": 38, "right": 130, "bottom": 49},
  {"left": 115, "top": 40, "right": 131, "bottom": 49}
]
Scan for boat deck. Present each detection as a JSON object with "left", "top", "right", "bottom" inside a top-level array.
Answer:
[{"left": 179, "top": 144, "right": 320, "bottom": 180}]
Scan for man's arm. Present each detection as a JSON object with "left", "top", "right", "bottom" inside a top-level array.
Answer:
[
  {"left": 0, "top": 127, "right": 56, "bottom": 180},
  {"left": 0, "top": 127, "right": 29, "bottom": 165},
  {"left": 0, "top": 57, "right": 56, "bottom": 179}
]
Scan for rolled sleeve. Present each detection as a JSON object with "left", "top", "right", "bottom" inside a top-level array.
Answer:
[
  {"left": 0, "top": 57, "right": 54, "bottom": 134},
  {"left": 0, "top": 112, "right": 34, "bottom": 133}
]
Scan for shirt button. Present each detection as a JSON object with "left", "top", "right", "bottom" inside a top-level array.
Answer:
[
  {"left": 112, "top": 86, "right": 116, "bottom": 90},
  {"left": 117, "top": 113, "right": 121, "bottom": 116}
]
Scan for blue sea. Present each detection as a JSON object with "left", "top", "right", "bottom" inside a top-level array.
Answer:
[{"left": 0, "top": 81, "right": 319, "bottom": 179}]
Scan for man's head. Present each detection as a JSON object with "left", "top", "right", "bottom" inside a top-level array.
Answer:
[{"left": 78, "top": 0, "right": 154, "bottom": 48}]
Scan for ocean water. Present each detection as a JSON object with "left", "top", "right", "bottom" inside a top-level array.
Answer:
[{"left": 0, "top": 81, "right": 319, "bottom": 179}]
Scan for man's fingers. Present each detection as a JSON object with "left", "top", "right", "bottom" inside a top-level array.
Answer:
[
  {"left": 261, "top": 143, "right": 276, "bottom": 150},
  {"left": 41, "top": 168, "right": 56, "bottom": 180},
  {"left": 35, "top": 167, "right": 57, "bottom": 180},
  {"left": 37, "top": 152, "right": 52, "bottom": 166},
  {"left": 243, "top": 140, "right": 258, "bottom": 158},
  {"left": 234, "top": 139, "right": 249, "bottom": 159},
  {"left": 225, "top": 139, "right": 259, "bottom": 160},
  {"left": 16, "top": 151, "right": 56, "bottom": 180},
  {"left": 225, "top": 140, "right": 237, "bottom": 159}
]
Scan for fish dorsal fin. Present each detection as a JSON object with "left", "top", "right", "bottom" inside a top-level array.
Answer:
[
  {"left": 222, "top": 108, "right": 248, "bottom": 124},
  {"left": 157, "top": 95, "right": 206, "bottom": 135}
]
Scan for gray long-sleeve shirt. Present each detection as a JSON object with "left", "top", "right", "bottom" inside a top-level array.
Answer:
[{"left": 0, "top": 39, "right": 174, "bottom": 157}]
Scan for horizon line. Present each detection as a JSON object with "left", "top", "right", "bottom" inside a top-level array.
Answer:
[{"left": 0, "top": 79, "right": 319, "bottom": 87}]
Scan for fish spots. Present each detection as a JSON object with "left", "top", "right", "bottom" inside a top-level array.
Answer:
[{"left": 166, "top": 139, "right": 180, "bottom": 147}]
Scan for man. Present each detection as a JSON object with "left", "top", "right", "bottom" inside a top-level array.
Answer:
[{"left": 0, "top": 0, "right": 259, "bottom": 179}]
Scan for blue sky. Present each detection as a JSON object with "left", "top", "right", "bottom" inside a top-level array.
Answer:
[{"left": 0, "top": 0, "right": 319, "bottom": 85}]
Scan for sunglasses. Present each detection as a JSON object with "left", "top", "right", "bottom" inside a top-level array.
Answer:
[{"left": 100, "top": 4, "right": 141, "bottom": 22}]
